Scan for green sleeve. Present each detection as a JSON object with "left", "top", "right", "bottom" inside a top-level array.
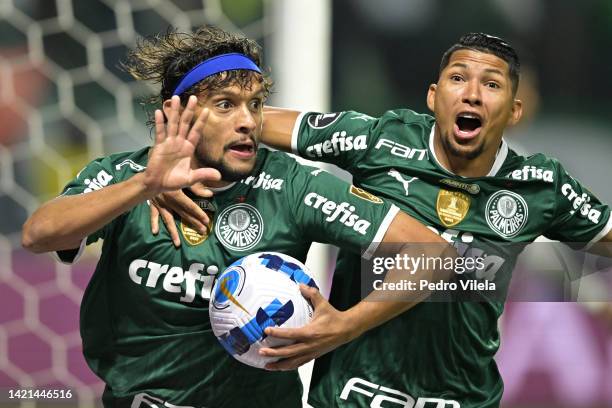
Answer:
[
  {"left": 292, "top": 111, "right": 382, "bottom": 172},
  {"left": 284, "top": 160, "right": 399, "bottom": 259},
  {"left": 55, "top": 156, "right": 119, "bottom": 262},
  {"left": 544, "top": 160, "right": 611, "bottom": 246}
]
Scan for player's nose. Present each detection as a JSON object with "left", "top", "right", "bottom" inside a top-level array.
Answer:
[{"left": 236, "top": 104, "right": 257, "bottom": 134}]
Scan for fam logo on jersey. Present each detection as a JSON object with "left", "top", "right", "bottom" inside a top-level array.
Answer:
[
  {"left": 375, "top": 138, "right": 428, "bottom": 161},
  {"left": 507, "top": 166, "right": 554, "bottom": 183},
  {"left": 485, "top": 190, "right": 528, "bottom": 238},
  {"left": 437, "top": 189, "right": 471, "bottom": 227},
  {"left": 307, "top": 112, "right": 342, "bottom": 129},
  {"left": 83, "top": 170, "right": 113, "bottom": 193},
  {"left": 341, "top": 377, "right": 460, "bottom": 408},
  {"left": 305, "top": 131, "right": 368, "bottom": 158},
  {"left": 350, "top": 185, "right": 383, "bottom": 204},
  {"left": 561, "top": 183, "right": 602, "bottom": 224},
  {"left": 215, "top": 204, "right": 264, "bottom": 251}
]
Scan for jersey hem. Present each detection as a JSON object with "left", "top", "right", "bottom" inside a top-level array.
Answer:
[
  {"left": 584, "top": 215, "right": 612, "bottom": 250},
  {"left": 362, "top": 204, "right": 400, "bottom": 260},
  {"left": 52, "top": 236, "right": 87, "bottom": 265},
  {"left": 291, "top": 111, "right": 307, "bottom": 155}
]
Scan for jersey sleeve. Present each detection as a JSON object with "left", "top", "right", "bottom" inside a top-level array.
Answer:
[
  {"left": 53, "top": 156, "right": 119, "bottom": 263},
  {"left": 291, "top": 111, "right": 382, "bottom": 172},
  {"left": 544, "top": 161, "right": 611, "bottom": 248},
  {"left": 284, "top": 161, "right": 399, "bottom": 259}
]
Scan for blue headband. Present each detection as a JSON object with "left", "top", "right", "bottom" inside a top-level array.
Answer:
[{"left": 172, "top": 53, "right": 262, "bottom": 96}]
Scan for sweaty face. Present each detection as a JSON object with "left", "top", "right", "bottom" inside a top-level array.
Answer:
[
  {"left": 193, "top": 80, "right": 264, "bottom": 182},
  {"left": 427, "top": 49, "right": 521, "bottom": 164}
]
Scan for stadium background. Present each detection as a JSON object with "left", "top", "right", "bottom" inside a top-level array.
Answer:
[{"left": 1, "top": 0, "right": 611, "bottom": 406}]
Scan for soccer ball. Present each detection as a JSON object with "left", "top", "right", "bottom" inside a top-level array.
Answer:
[{"left": 209, "top": 252, "right": 319, "bottom": 369}]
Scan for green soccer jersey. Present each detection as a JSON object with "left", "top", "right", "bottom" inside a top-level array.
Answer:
[
  {"left": 292, "top": 110, "right": 612, "bottom": 408},
  {"left": 57, "top": 146, "right": 399, "bottom": 408}
]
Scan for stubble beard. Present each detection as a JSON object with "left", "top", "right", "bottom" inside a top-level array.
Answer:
[
  {"left": 441, "top": 131, "right": 485, "bottom": 161},
  {"left": 194, "top": 148, "right": 255, "bottom": 182}
]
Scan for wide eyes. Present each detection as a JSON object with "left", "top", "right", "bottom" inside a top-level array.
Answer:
[{"left": 449, "top": 74, "right": 501, "bottom": 90}]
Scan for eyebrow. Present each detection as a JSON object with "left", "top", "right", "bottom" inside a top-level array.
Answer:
[
  {"left": 212, "top": 89, "right": 265, "bottom": 99},
  {"left": 448, "top": 63, "right": 505, "bottom": 77}
]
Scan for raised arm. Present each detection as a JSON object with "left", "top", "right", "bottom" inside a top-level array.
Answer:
[
  {"left": 261, "top": 106, "right": 301, "bottom": 151},
  {"left": 22, "top": 95, "right": 220, "bottom": 253}
]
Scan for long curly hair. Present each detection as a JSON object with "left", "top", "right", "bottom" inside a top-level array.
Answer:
[{"left": 121, "top": 26, "right": 272, "bottom": 127}]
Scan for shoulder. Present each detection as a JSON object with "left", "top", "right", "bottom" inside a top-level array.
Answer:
[{"left": 502, "top": 149, "right": 562, "bottom": 184}]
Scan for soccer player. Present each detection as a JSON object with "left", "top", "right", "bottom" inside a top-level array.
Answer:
[
  {"left": 157, "top": 33, "right": 612, "bottom": 407},
  {"left": 21, "top": 26, "right": 450, "bottom": 408}
]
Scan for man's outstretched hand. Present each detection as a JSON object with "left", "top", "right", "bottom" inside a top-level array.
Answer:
[
  {"left": 259, "top": 285, "right": 361, "bottom": 371},
  {"left": 143, "top": 95, "right": 221, "bottom": 195}
]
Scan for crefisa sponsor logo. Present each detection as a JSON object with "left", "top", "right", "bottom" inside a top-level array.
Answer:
[
  {"left": 303, "top": 192, "right": 371, "bottom": 235},
  {"left": 507, "top": 165, "right": 554, "bottom": 183},
  {"left": 561, "top": 183, "right": 601, "bottom": 224},
  {"left": 215, "top": 204, "right": 264, "bottom": 251},
  {"left": 241, "top": 171, "right": 284, "bottom": 191},
  {"left": 305, "top": 131, "right": 368, "bottom": 158},
  {"left": 83, "top": 170, "right": 113, "bottom": 193},
  {"left": 485, "top": 190, "right": 528, "bottom": 238}
]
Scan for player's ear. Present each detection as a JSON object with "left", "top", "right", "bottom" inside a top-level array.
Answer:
[
  {"left": 508, "top": 98, "right": 523, "bottom": 126},
  {"left": 426, "top": 84, "right": 437, "bottom": 113}
]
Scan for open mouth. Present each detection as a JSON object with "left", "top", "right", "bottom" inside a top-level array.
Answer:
[
  {"left": 454, "top": 112, "right": 483, "bottom": 141},
  {"left": 228, "top": 140, "right": 256, "bottom": 157}
]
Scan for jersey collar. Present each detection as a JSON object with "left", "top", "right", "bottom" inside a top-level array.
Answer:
[{"left": 428, "top": 124, "right": 509, "bottom": 178}]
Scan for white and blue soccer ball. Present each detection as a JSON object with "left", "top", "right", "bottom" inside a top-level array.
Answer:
[{"left": 209, "top": 252, "right": 319, "bottom": 369}]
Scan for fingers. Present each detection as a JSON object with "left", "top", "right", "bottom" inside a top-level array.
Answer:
[
  {"left": 190, "top": 184, "right": 214, "bottom": 198},
  {"left": 159, "top": 206, "right": 181, "bottom": 247},
  {"left": 259, "top": 341, "right": 309, "bottom": 358},
  {"left": 265, "top": 355, "right": 314, "bottom": 371},
  {"left": 178, "top": 95, "right": 197, "bottom": 140},
  {"left": 188, "top": 107, "right": 210, "bottom": 146},
  {"left": 263, "top": 326, "right": 305, "bottom": 341},
  {"left": 299, "top": 284, "right": 325, "bottom": 308},
  {"left": 166, "top": 95, "right": 181, "bottom": 140},
  {"left": 191, "top": 168, "right": 222, "bottom": 186},
  {"left": 149, "top": 201, "right": 160, "bottom": 235},
  {"left": 154, "top": 110, "right": 166, "bottom": 145}
]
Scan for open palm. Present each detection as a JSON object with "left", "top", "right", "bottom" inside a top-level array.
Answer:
[{"left": 144, "top": 95, "right": 220, "bottom": 193}]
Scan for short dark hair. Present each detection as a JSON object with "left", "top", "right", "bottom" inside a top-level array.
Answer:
[
  {"left": 439, "top": 33, "right": 520, "bottom": 95},
  {"left": 121, "top": 25, "right": 272, "bottom": 127}
]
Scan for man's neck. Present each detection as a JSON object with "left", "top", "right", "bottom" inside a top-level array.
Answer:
[{"left": 432, "top": 130, "right": 502, "bottom": 178}]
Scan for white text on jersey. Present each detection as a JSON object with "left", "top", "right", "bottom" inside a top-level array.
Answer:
[
  {"left": 128, "top": 259, "right": 217, "bottom": 302},
  {"left": 561, "top": 183, "right": 602, "bottom": 224},
  {"left": 303, "top": 192, "right": 371, "bottom": 235},
  {"left": 375, "top": 139, "right": 428, "bottom": 161},
  {"left": 305, "top": 131, "right": 367, "bottom": 158},
  {"left": 242, "top": 171, "right": 284, "bottom": 191}
]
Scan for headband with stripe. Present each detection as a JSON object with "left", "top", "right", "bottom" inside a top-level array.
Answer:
[{"left": 173, "top": 53, "right": 261, "bottom": 96}]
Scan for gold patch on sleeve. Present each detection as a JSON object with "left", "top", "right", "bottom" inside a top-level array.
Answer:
[
  {"left": 350, "top": 185, "right": 383, "bottom": 204},
  {"left": 436, "top": 189, "right": 471, "bottom": 227},
  {"left": 180, "top": 221, "right": 211, "bottom": 246}
]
